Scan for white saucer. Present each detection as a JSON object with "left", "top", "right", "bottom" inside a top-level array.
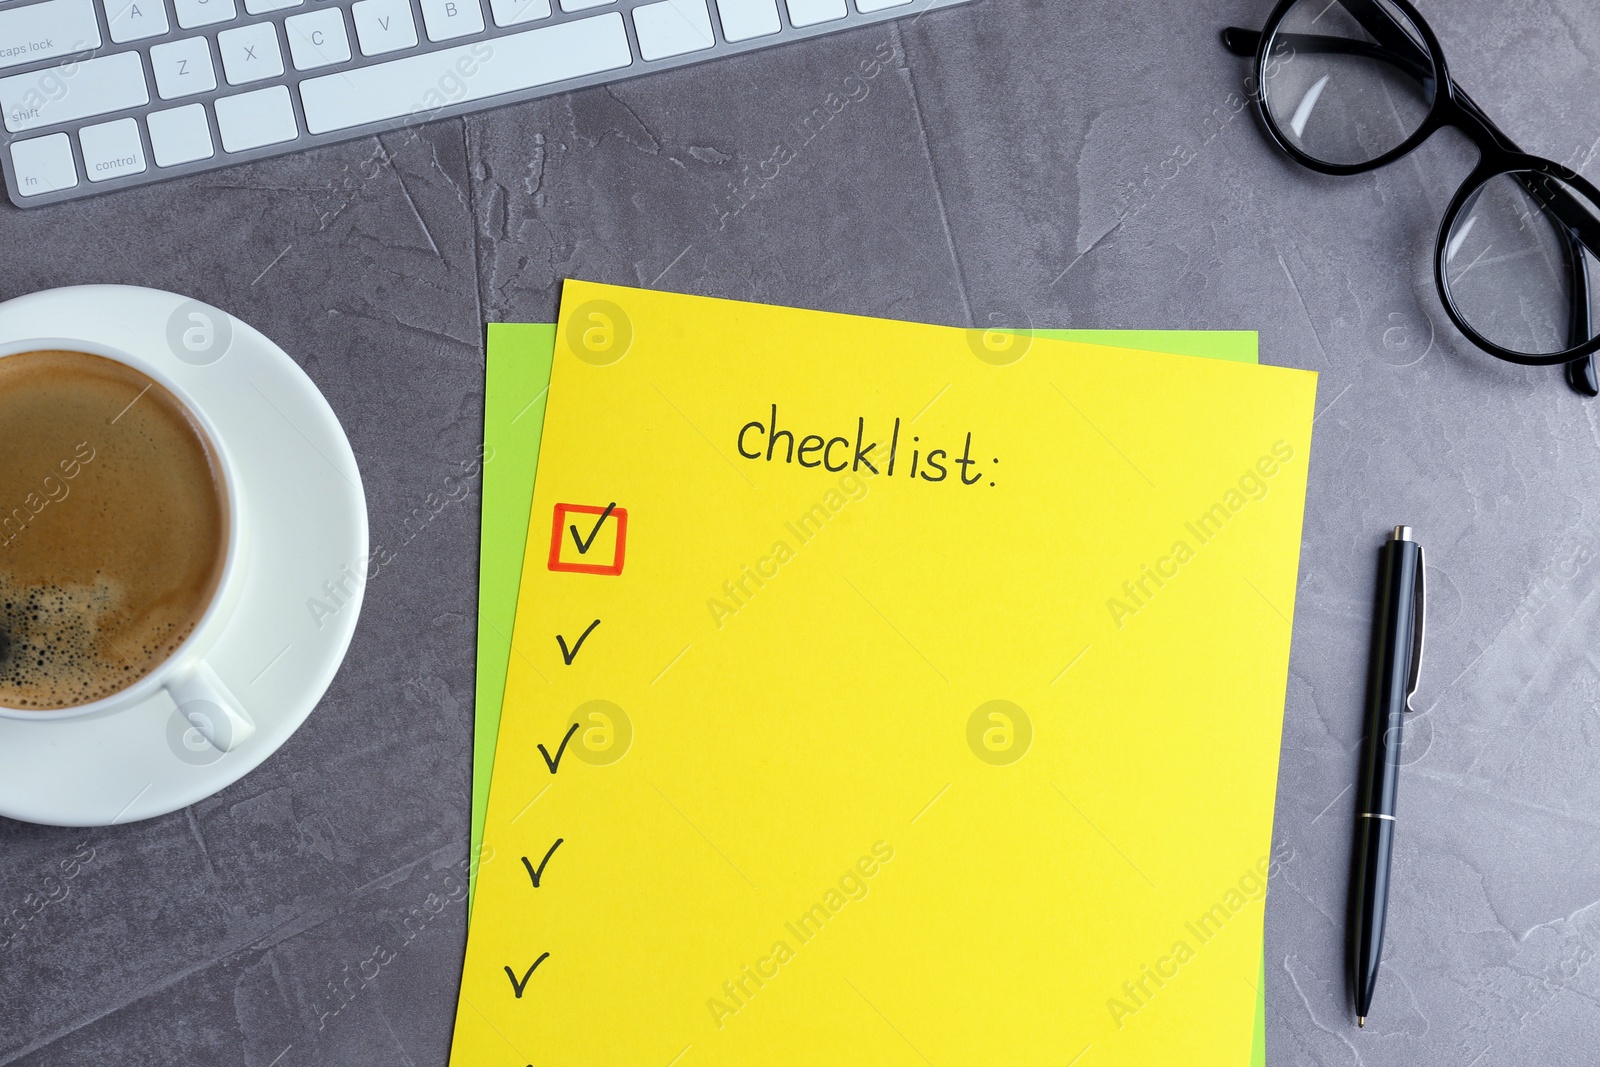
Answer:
[{"left": 0, "top": 286, "right": 368, "bottom": 827}]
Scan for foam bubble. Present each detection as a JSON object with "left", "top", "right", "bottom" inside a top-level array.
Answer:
[{"left": 0, "top": 574, "right": 193, "bottom": 709}]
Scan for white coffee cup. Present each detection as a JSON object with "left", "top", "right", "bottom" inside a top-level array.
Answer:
[{"left": 0, "top": 335, "right": 256, "bottom": 753}]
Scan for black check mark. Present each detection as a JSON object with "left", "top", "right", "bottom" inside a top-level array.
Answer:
[
  {"left": 556, "top": 620, "right": 601, "bottom": 665},
  {"left": 504, "top": 952, "right": 550, "bottom": 998},
  {"left": 537, "top": 722, "right": 581, "bottom": 774},
  {"left": 569, "top": 502, "right": 617, "bottom": 554},
  {"left": 521, "top": 838, "right": 564, "bottom": 888}
]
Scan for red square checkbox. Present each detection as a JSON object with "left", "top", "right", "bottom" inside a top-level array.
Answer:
[{"left": 548, "top": 502, "right": 628, "bottom": 576}]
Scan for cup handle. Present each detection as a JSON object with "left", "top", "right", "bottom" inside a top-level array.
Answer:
[{"left": 166, "top": 660, "right": 255, "bottom": 753}]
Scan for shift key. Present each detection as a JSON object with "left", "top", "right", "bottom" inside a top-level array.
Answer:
[
  {"left": 2, "top": 52, "right": 148, "bottom": 133},
  {"left": 0, "top": 0, "right": 102, "bottom": 72}
]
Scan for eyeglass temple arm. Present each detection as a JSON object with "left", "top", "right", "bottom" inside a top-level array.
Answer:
[
  {"left": 1223, "top": 0, "right": 1430, "bottom": 70},
  {"left": 1566, "top": 245, "right": 1597, "bottom": 394},
  {"left": 1222, "top": 27, "right": 1433, "bottom": 84}
]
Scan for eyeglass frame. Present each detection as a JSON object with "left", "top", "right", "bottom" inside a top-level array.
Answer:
[{"left": 1224, "top": 0, "right": 1600, "bottom": 394}]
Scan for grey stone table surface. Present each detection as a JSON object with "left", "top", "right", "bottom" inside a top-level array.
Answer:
[{"left": 4, "top": 0, "right": 1600, "bottom": 1063}]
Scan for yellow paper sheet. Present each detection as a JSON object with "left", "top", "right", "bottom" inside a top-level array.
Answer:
[{"left": 455, "top": 281, "right": 1315, "bottom": 1065}]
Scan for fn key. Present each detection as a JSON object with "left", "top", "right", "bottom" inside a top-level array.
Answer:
[{"left": 10, "top": 134, "right": 79, "bottom": 197}]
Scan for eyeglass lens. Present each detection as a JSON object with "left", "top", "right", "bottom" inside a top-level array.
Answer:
[
  {"left": 1262, "top": 0, "right": 1436, "bottom": 168},
  {"left": 1443, "top": 172, "right": 1600, "bottom": 358}
]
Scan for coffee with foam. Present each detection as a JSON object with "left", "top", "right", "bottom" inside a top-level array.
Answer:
[{"left": 0, "top": 351, "right": 228, "bottom": 709}]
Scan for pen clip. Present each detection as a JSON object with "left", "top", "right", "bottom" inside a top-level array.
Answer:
[{"left": 1405, "top": 544, "right": 1425, "bottom": 708}]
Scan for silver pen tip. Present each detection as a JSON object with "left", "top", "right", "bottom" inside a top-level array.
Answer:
[
  {"left": 1357, "top": 1016, "right": 1366, "bottom": 1028},
  {"left": 1392, "top": 525, "right": 1413, "bottom": 542}
]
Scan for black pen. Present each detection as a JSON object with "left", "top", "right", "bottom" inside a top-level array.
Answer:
[{"left": 1351, "top": 525, "right": 1425, "bottom": 1027}]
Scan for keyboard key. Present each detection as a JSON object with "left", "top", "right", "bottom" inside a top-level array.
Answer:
[
  {"left": 716, "top": 0, "right": 777, "bottom": 41},
  {"left": 1, "top": 51, "right": 148, "bottom": 133},
  {"left": 560, "top": 0, "right": 613, "bottom": 9},
  {"left": 214, "top": 84, "right": 297, "bottom": 151},
  {"left": 147, "top": 102, "right": 214, "bottom": 165},
  {"left": 79, "top": 116, "right": 146, "bottom": 181},
  {"left": 285, "top": 8, "right": 350, "bottom": 70},
  {"left": 420, "top": 0, "right": 483, "bottom": 41},
  {"left": 300, "top": 12, "right": 629, "bottom": 133},
  {"left": 0, "top": 0, "right": 101, "bottom": 73},
  {"left": 351, "top": 0, "right": 417, "bottom": 56},
  {"left": 9, "top": 132, "right": 77, "bottom": 195},
  {"left": 172, "top": 0, "right": 235, "bottom": 28},
  {"left": 488, "top": 0, "right": 549, "bottom": 27},
  {"left": 855, "top": 0, "right": 909, "bottom": 9},
  {"left": 243, "top": 0, "right": 302, "bottom": 12},
  {"left": 785, "top": 0, "right": 843, "bottom": 25},
  {"left": 150, "top": 36, "right": 217, "bottom": 98},
  {"left": 106, "top": 0, "right": 170, "bottom": 42},
  {"left": 218, "top": 21, "right": 283, "bottom": 84},
  {"left": 633, "top": 0, "right": 714, "bottom": 60}
]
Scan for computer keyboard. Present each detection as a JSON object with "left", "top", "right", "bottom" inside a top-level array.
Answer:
[{"left": 0, "top": 0, "right": 973, "bottom": 207}]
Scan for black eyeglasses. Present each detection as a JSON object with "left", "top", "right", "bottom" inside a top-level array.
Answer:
[{"left": 1224, "top": 0, "right": 1600, "bottom": 398}]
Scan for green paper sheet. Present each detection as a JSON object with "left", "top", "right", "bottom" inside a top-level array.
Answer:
[
  {"left": 472, "top": 323, "right": 557, "bottom": 894},
  {"left": 471, "top": 323, "right": 1269, "bottom": 1067},
  {"left": 1043, "top": 329, "right": 1258, "bottom": 364}
]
